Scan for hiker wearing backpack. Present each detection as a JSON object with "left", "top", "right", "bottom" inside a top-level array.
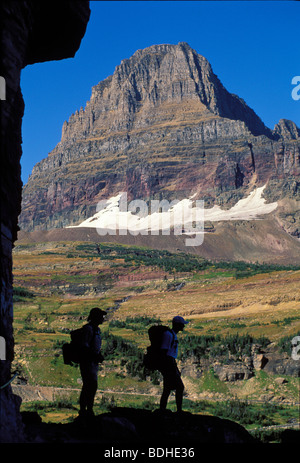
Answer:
[
  {"left": 78, "top": 307, "right": 107, "bottom": 420},
  {"left": 143, "top": 316, "right": 189, "bottom": 414},
  {"left": 158, "top": 316, "right": 189, "bottom": 414}
]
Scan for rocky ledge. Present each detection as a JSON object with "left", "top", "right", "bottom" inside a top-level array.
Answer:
[{"left": 21, "top": 407, "right": 257, "bottom": 444}]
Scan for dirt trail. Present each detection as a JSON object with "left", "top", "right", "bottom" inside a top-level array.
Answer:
[
  {"left": 12, "top": 383, "right": 300, "bottom": 407},
  {"left": 12, "top": 384, "right": 160, "bottom": 403}
]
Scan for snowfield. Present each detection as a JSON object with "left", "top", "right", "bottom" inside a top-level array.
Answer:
[{"left": 66, "top": 185, "right": 278, "bottom": 235}]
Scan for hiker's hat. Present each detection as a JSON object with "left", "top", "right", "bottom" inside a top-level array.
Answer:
[
  {"left": 88, "top": 307, "right": 107, "bottom": 321},
  {"left": 173, "top": 315, "right": 189, "bottom": 325}
]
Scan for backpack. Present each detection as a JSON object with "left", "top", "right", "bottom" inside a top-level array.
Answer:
[
  {"left": 62, "top": 327, "right": 85, "bottom": 366},
  {"left": 143, "top": 325, "right": 175, "bottom": 371}
]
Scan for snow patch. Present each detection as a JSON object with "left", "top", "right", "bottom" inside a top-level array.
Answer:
[
  {"left": 204, "top": 186, "right": 277, "bottom": 222},
  {"left": 66, "top": 185, "right": 277, "bottom": 234}
]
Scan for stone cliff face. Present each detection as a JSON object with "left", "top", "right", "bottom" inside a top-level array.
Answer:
[
  {"left": 0, "top": 0, "right": 90, "bottom": 443},
  {"left": 19, "top": 43, "right": 300, "bottom": 234}
]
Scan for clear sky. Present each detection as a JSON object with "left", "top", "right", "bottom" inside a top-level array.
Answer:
[{"left": 20, "top": 1, "right": 300, "bottom": 184}]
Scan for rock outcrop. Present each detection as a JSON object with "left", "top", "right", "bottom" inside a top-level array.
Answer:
[
  {"left": 0, "top": 0, "right": 90, "bottom": 443},
  {"left": 21, "top": 407, "right": 257, "bottom": 444},
  {"left": 19, "top": 42, "right": 300, "bottom": 236}
]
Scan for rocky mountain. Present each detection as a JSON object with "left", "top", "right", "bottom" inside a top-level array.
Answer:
[{"left": 19, "top": 42, "right": 300, "bottom": 242}]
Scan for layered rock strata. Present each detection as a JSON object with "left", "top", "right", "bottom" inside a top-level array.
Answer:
[{"left": 19, "top": 43, "right": 300, "bottom": 235}]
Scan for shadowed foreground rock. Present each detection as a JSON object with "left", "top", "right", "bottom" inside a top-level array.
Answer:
[
  {"left": 0, "top": 0, "right": 90, "bottom": 442},
  {"left": 21, "top": 408, "right": 257, "bottom": 444}
]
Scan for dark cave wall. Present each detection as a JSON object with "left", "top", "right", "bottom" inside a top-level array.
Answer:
[{"left": 0, "top": 0, "right": 90, "bottom": 442}]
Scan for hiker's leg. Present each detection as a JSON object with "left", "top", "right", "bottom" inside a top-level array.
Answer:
[
  {"left": 86, "top": 378, "right": 98, "bottom": 413},
  {"left": 175, "top": 377, "right": 184, "bottom": 412},
  {"left": 80, "top": 378, "right": 97, "bottom": 413},
  {"left": 79, "top": 364, "right": 88, "bottom": 413},
  {"left": 79, "top": 383, "right": 88, "bottom": 412},
  {"left": 160, "top": 383, "right": 171, "bottom": 410},
  {"left": 80, "top": 363, "right": 98, "bottom": 414},
  {"left": 86, "top": 364, "right": 98, "bottom": 414},
  {"left": 160, "top": 371, "right": 172, "bottom": 410},
  {"left": 160, "top": 359, "right": 178, "bottom": 411},
  {"left": 79, "top": 377, "right": 91, "bottom": 413}
]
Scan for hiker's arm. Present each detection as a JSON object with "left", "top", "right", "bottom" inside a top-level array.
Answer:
[
  {"left": 161, "top": 331, "right": 176, "bottom": 364},
  {"left": 80, "top": 326, "right": 94, "bottom": 359},
  {"left": 82, "top": 326, "right": 104, "bottom": 362},
  {"left": 160, "top": 348, "right": 174, "bottom": 370},
  {"left": 161, "top": 331, "right": 172, "bottom": 352},
  {"left": 161, "top": 348, "right": 173, "bottom": 361}
]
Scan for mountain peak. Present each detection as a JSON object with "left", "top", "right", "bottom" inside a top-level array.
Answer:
[
  {"left": 274, "top": 119, "right": 300, "bottom": 140},
  {"left": 20, "top": 43, "right": 300, "bottom": 237},
  {"left": 60, "top": 42, "right": 270, "bottom": 145}
]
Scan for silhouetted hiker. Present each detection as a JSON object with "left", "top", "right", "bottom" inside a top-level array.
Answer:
[
  {"left": 159, "top": 316, "right": 189, "bottom": 414},
  {"left": 78, "top": 307, "right": 106, "bottom": 421}
]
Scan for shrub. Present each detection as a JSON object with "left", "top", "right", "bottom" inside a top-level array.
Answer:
[
  {"left": 13, "top": 286, "right": 35, "bottom": 302},
  {"left": 212, "top": 399, "right": 274, "bottom": 426},
  {"left": 101, "top": 331, "right": 161, "bottom": 383},
  {"left": 179, "top": 334, "right": 270, "bottom": 361},
  {"left": 109, "top": 316, "right": 161, "bottom": 331},
  {"left": 277, "top": 331, "right": 300, "bottom": 355}
]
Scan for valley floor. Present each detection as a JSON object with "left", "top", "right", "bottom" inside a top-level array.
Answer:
[{"left": 11, "top": 239, "right": 300, "bottom": 441}]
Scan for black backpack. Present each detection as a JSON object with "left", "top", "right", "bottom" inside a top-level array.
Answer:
[
  {"left": 143, "top": 325, "right": 175, "bottom": 371},
  {"left": 62, "top": 327, "right": 85, "bottom": 366}
]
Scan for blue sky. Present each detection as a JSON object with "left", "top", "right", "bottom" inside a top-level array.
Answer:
[{"left": 20, "top": 1, "right": 300, "bottom": 184}]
